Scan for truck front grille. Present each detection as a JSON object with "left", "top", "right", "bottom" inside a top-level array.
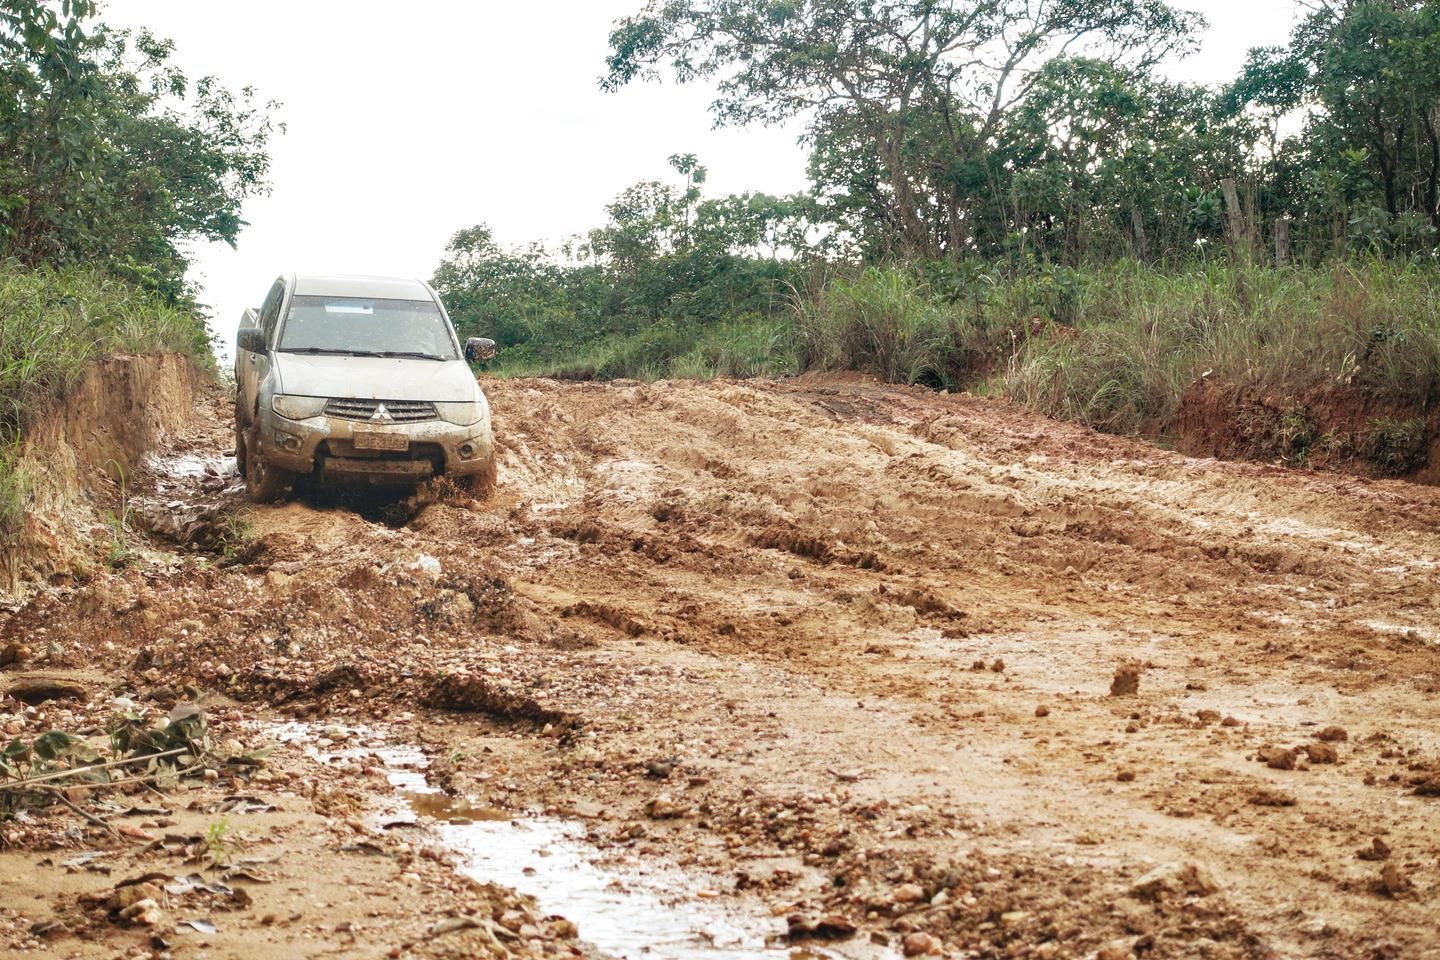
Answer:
[{"left": 323, "top": 398, "right": 437, "bottom": 423}]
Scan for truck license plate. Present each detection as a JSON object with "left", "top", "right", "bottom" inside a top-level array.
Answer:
[{"left": 353, "top": 431, "right": 408, "bottom": 452}]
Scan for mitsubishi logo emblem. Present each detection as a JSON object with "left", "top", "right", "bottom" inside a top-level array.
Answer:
[{"left": 370, "top": 403, "right": 394, "bottom": 423}]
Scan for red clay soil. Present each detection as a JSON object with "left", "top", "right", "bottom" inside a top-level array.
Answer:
[{"left": 1174, "top": 378, "right": 1439, "bottom": 484}]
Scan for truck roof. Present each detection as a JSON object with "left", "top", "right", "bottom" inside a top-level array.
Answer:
[{"left": 290, "top": 274, "right": 433, "bottom": 301}]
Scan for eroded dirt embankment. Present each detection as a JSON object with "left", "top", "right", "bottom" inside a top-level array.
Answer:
[
  {"left": 1174, "top": 378, "right": 1439, "bottom": 484},
  {"left": 4, "top": 373, "right": 1440, "bottom": 959},
  {"left": 0, "top": 352, "right": 203, "bottom": 594}
]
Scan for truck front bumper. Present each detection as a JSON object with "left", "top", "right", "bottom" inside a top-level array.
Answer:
[{"left": 255, "top": 409, "right": 494, "bottom": 484}]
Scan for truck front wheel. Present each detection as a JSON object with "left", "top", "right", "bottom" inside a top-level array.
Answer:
[{"left": 245, "top": 451, "right": 294, "bottom": 503}]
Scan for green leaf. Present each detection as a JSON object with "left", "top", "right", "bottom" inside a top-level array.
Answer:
[{"left": 32, "top": 730, "right": 81, "bottom": 761}]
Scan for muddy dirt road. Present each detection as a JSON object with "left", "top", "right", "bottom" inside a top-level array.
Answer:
[{"left": 4, "top": 373, "right": 1440, "bottom": 959}]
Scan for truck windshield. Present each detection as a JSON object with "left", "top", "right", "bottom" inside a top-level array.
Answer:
[{"left": 277, "top": 296, "right": 458, "bottom": 360}]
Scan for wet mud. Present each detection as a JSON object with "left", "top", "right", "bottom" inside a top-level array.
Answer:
[{"left": 5, "top": 373, "right": 1440, "bottom": 958}]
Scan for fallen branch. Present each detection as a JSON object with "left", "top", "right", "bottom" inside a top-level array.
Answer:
[
  {"left": 0, "top": 747, "right": 189, "bottom": 793},
  {"left": 44, "top": 788, "right": 121, "bottom": 837}
]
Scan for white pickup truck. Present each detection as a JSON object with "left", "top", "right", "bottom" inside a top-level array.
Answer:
[{"left": 233, "top": 273, "right": 497, "bottom": 502}]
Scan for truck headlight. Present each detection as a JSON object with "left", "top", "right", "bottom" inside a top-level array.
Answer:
[
  {"left": 434, "top": 400, "right": 486, "bottom": 426},
  {"left": 272, "top": 395, "right": 328, "bottom": 419}
]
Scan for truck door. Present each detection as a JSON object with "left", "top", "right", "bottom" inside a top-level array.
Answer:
[{"left": 240, "top": 279, "right": 284, "bottom": 427}]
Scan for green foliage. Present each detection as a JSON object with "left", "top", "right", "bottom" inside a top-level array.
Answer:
[
  {"left": 0, "top": 7, "right": 278, "bottom": 302},
  {"left": 604, "top": 0, "right": 1440, "bottom": 265},
  {"left": 434, "top": 155, "right": 806, "bottom": 375},
  {"left": 794, "top": 268, "right": 958, "bottom": 386},
  {"left": 205, "top": 817, "right": 233, "bottom": 864},
  {"left": 0, "top": 263, "right": 212, "bottom": 543},
  {"left": 1360, "top": 417, "right": 1429, "bottom": 475}
]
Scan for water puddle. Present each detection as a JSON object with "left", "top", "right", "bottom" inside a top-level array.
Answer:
[
  {"left": 144, "top": 452, "right": 236, "bottom": 482},
  {"left": 264, "top": 722, "right": 889, "bottom": 960},
  {"left": 132, "top": 451, "right": 243, "bottom": 546}
]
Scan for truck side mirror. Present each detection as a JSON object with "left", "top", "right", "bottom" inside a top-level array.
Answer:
[
  {"left": 237, "top": 327, "right": 267, "bottom": 354},
  {"left": 464, "top": 337, "right": 497, "bottom": 364}
]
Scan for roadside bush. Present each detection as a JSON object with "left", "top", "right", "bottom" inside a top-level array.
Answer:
[{"left": 793, "top": 267, "right": 955, "bottom": 385}]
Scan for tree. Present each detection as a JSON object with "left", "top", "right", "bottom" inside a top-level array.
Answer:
[
  {"left": 0, "top": 10, "right": 278, "bottom": 300},
  {"left": 604, "top": 0, "right": 1204, "bottom": 258},
  {"left": 1256, "top": 1, "right": 1440, "bottom": 254}
]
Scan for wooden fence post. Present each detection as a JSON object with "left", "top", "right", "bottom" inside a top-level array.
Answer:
[
  {"left": 1274, "top": 217, "right": 1291, "bottom": 267},
  {"left": 1220, "top": 178, "right": 1245, "bottom": 253},
  {"left": 1130, "top": 208, "right": 1149, "bottom": 261}
]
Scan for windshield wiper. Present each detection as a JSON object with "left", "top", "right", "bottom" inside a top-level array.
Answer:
[
  {"left": 365, "top": 350, "right": 448, "bottom": 361},
  {"left": 279, "top": 347, "right": 359, "bottom": 356}
]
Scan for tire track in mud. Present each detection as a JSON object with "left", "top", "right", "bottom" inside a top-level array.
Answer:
[{"left": 7, "top": 373, "right": 1440, "bottom": 958}]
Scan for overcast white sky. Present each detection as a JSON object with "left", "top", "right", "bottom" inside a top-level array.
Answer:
[{"left": 99, "top": 0, "right": 1306, "bottom": 352}]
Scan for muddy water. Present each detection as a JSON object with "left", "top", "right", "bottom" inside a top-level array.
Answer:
[{"left": 270, "top": 723, "right": 887, "bottom": 960}]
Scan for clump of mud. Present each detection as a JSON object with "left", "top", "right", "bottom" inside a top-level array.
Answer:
[
  {"left": 421, "top": 671, "right": 576, "bottom": 731},
  {"left": 1110, "top": 662, "right": 1141, "bottom": 697}
]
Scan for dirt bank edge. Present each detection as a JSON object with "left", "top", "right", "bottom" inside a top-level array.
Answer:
[
  {"left": 0, "top": 352, "right": 205, "bottom": 595},
  {"left": 1171, "top": 377, "right": 1438, "bottom": 484}
]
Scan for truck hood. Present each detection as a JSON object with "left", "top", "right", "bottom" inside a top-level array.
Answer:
[{"left": 273, "top": 353, "right": 478, "bottom": 403}]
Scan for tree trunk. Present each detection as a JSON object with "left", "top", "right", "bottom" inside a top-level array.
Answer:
[
  {"left": 1422, "top": 107, "right": 1440, "bottom": 229},
  {"left": 874, "top": 132, "right": 935, "bottom": 259}
]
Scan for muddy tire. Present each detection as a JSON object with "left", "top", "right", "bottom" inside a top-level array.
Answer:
[
  {"left": 245, "top": 452, "right": 294, "bottom": 504},
  {"left": 235, "top": 422, "right": 248, "bottom": 475}
]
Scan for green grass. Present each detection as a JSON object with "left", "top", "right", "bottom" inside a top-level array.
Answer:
[
  {"left": 0, "top": 262, "right": 214, "bottom": 542},
  {"left": 1003, "top": 259, "right": 1440, "bottom": 434},
  {"left": 486, "top": 257, "right": 1439, "bottom": 472},
  {"left": 487, "top": 315, "right": 797, "bottom": 381}
]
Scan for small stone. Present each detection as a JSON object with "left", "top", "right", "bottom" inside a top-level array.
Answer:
[
  {"left": 892, "top": 882, "right": 926, "bottom": 904},
  {"left": 1304, "top": 742, "right": 1338, "bottom": 764},
  {"left": 1195, "top": 709, "right": 1220, "bottom": 724},
  {"left": 0, "top": 642, "right": 30, "bottom": 667},
  {"left": 786, "top": 913, "right": 856, "bottom": 940},
  {"left": 990, "top": 659, "right": 1005, "bottom": 673},
  {"left": 1220, "top": 715, "right": 1241, "bottom": 727},
  {"left": 1116, "top": 769, "right": 1136, "bottom": 782},
  {"left": 428, "top": 916, "right": 479, "bottom": 937},
  {"left": 1258, "top": 745, "right": 1296, "bottom": 770},
  {"left": 110, "top": 883, "right": 162, "bottom": 911},
  {"left": 1380, "top": 863, "right": 1412, "bottom": 897},
  {"left": 643, "top": 793, "right": 688, "bottom": 819},
  {"left": 1316, "top": 726, "right": 1348, "bottom": 742},
  {"left": 1034, "top": 705, "right": 1050, "bottom": 718},
  {"left": 901, "top": 931, "right": 942, "bottom": 956},
  {"left": 1128, "top": 862, "right": 1220, "bottom": 901},
  {"left": 118, "top": 899, "right": 163, "bottom": 927},
  {"left": 970, "top": 659, "right": 986, "bottom": 671}
]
